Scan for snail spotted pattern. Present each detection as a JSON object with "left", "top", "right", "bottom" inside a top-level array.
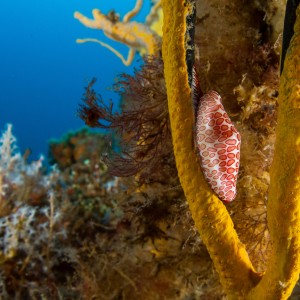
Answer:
[{"left": 196, "top": 91, "right": 241, "bottom": 202}]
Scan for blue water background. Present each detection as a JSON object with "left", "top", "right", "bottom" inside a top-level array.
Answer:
[{"left": 0, "top": 0, "right": 150, "bottom": 160}]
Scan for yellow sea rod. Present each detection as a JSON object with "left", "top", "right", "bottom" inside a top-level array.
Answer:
[{"left": 248, "top": 4, "right": 300, "bottom": 300}]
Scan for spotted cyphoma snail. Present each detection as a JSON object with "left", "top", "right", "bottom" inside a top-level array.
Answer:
[{"left": 195, "top": 90, "right": 241, "bottom": 202}]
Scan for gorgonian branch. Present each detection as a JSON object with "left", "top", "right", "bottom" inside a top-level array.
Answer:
[{"left": 78, "top": 56, "right": 174, "bottom": 183}]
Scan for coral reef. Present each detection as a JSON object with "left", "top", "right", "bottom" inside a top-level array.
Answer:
[
  {"left": 3, "top": 0, "right": 300, "bottom": 298},
  {"left": 0, "top": 125, "right": 124, "bottom": 298},
  {"left": 48, "top": 128, "right": 110, "bottom": 169},
  {"left": 0, "top": 124, "right": 71, "bottom": 298}
]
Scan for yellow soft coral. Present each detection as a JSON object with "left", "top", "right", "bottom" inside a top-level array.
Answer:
[
  {"left": 161, "top": 0, "right": 300, "bottom": 299},
  {"left": 74, "top": 0, "right": 161, "bottom": 66}
]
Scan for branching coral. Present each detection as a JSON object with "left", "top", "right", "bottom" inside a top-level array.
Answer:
[{"left": 74, "top": 0, "right": 161, "bottom": 66}]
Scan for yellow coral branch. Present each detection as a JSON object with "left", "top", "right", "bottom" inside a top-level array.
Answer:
[
  {"left": 123, "top": 0, "right": 143, "bottom": 22},
  {"left": 247, "top": 5, "right": 300, "bottom": 300},
  {"left": 74, "top": 4, "right": 160, "bottom": 65},
  {"left": 146, "top": 0, "right": 163, "bottom": 37},
  {"left": 161, "top": 0, "right": 260, "bottom": 298},
  {"left": 76, "top": 38, "right": 136, "bottom": 66}
]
